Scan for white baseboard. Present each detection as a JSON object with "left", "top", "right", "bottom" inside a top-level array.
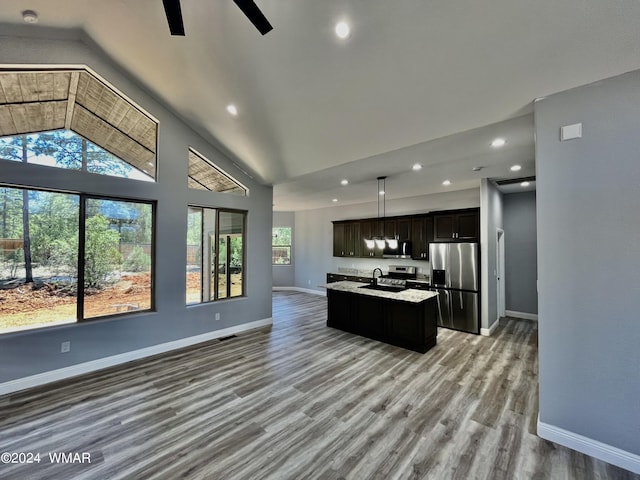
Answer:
[
  {"left": 506, "top": 310, "right": 538, "bottom": 321},
  {"left": 538, "top": 417, "right": 640, "bottom": 474},
  {"left": 0, "top": 317, "right": 273, "bottom": 397},
  {"left": 480, "top": 318, "right": 500, "bottom": 336},
  {"left": 272, "top": 286, "right": 326, "bottom": 296}
]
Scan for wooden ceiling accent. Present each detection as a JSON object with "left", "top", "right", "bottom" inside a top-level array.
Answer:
[
  {"left": 0, "top": 71, "right": 70, "bottom": 136},
  {"left": 71, "top": 104, "right": 155, "bottom": 174},
  {"left": 0, "top": 68, "right": 157, "bottom": 177},
  {"left": 188, "top": 149, "right": 247, "bottom": 195}
]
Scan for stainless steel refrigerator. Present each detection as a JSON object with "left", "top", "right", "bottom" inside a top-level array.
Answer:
[{"left": 429, "top": 242, "right": 479, "bottom": 334}]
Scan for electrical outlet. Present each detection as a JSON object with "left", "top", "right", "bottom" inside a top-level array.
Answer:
[
  {"left": 61, "top": 341, "right": 70, "bottom": 353},
  {"left": 215, "top": 313, "right": 220, "bottom": 321}
]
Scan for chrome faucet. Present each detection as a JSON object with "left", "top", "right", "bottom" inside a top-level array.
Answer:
[{"left": 372, "top": 267, "right": 383, "bottom": 286}]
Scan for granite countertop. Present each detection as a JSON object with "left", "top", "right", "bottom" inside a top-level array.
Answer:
[{"left": 325, "top": 281, "right": 438, "bottom": 304}]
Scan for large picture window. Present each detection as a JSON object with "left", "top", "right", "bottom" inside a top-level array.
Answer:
[
  {"left": 0, "top": 186, "right": 154, "bottom": 334},
  {"left": 186, "top": 207, "right": 245, "bottom": 304}
]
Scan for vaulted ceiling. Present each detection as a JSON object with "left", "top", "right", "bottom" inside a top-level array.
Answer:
[{"left": 1, "top": 1, "right": 640, "bottom": 210}]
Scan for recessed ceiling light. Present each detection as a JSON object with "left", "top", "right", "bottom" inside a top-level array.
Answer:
[
  {"left": 335, "top": 21, "right": 350, "bottom": 39},
  {"left": 412, "top": 163, "right": 422, "bottom": 171},
  {"left": 332, "top": 198, "right": 338, "bottom": 202},
  {"left": 510, "top": 164, "right": 522, "bottom": 172},
  {"left": 491, "top": 138, "right": 506, "bottom": 148},
  {"left": 442, "top": 180, "right": 451, "bottom": 186},
  {"left": 226, "top": 104, "right": 238, "bottom": 116},
  {"left": 472, "top": 166, "right": 483, "bottom": 172},
  {"left": 379, "top": 190, "right": 385, "bottom": 195},
  {"left": 22, "top": 10, "right": 38, "bottom": 24},
  {"left": 340, "top": 179, "right": 349, "bottom": 186},
  {"left": 521, "top": 181, "right": 530, "bottom": 187}
]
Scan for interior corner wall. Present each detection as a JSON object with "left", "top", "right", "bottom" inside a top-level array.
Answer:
[
  {"left": 503, "top": 191, "right": 538, "bottom": 315},
  {"left": 480, "top": 178, "right": 503, "bottom": 332},
  {"left": 272, "top": 211, "right": 295, "bottom": 287},
  {"left": 0, "top": 32, "right": 273, "bottom": 388},
  {"left": 535, "top": 70, "right": 640, "bottom": 463}
]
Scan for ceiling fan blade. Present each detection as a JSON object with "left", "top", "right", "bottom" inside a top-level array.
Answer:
[
  {"left": 232, "top": 0, "right": 273, "bottom": 35},
  {"left": 163, "top": 0, "right": 185, "bottom": 36}
]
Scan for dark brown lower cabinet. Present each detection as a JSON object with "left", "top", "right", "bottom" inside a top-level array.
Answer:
[
  {"left": 356, "top": 296, "right": 386, "bottom": 341},
  {"left": 327, "top": 290, "right": 438, "bottom": 353}
]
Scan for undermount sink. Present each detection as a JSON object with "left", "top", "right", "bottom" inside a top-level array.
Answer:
[{"left": 359, "top": 284, "right": 407, "bottom": 292}]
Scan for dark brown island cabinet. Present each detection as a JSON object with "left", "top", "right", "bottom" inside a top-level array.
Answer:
[{"left": 326, "top": 287, "right": 438, "bottom": 353}]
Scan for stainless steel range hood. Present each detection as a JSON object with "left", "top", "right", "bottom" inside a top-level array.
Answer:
[{"left": 382, "top": 240, "right": 412, "bottom": 259}]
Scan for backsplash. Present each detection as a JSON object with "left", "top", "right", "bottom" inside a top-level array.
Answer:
[{"left": 335, "top": 259, "right": 430, "bottom": 280}]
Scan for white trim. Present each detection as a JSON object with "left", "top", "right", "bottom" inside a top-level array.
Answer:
[
  {"left": 506, "top": 310, "right": 538, "bottom": 321},
  {"left": 496, "top": 228, "right": 506, "bottom": 318},
  {"left": 0, "top": 318, "right": 272, "bottom": 397},
  {"left": 538, "top": 417, "right": 640, "bottom": 474},
  {"left": 272, "top": 286, "right": 326, "bottom": 296},
  {"left": 480, "top": 318, "right": 500, "bottom": 336}
]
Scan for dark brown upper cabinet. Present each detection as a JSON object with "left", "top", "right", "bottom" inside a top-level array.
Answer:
[
  {"left": 411, "top": 215, "right": 433, "bottom": 259},
  {"left": 333, "top": 207, "right": 479, "bottom": 259},
  {"left": 384, "top": 218, "right": 411, "bottom": 241},
  {"left": 333, "top": 222, "right": 345, "bottom": 257},
  {"left": 432, "top": 208, "right": 479, "bottom": 242},
  {"left": 360, "top": 219, "right": 384, "bottom": 257},
  {"left": 333, "top": 220, "right": 361, "bottom": 257}
]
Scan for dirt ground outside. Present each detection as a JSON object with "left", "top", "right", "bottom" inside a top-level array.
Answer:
[
  {"left": 1, "top": 271, "right": 243, "bottom": 333},
  {"left": 0, "top": 272, "right": 151, "bottom": 333}
]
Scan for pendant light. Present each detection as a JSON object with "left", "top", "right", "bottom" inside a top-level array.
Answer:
[
  {"left": 376, "top": 176, "right": 388, "bottom": 249},
  {"left": 376, "top": 176, "right": 398, "bottom": 249},
  {"left": 364, "top": 176, "right": 389, "bottom": 250}
]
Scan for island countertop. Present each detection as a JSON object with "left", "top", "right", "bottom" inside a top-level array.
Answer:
[{"left": 324, "top": 281, "right": 438, "bottom": 304}]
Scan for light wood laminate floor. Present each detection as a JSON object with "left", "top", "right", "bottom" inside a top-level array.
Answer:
[{"left": 0, "top": 291, "right": 637, "bottom": 479}]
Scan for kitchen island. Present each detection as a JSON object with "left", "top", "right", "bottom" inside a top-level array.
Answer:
[{"left": 325, "top": 281, "right": 438, "bottom": 353}]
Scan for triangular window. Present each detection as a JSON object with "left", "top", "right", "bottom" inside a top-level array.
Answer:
[
  {"left": 188, "top": 148, "right": 247, "bottom": 196},
  {"left": 0, "top": 68, "right": 157, "bottom": 181},
  {"left": 0, "top": 129, "right": 153, "bottom": 180}
]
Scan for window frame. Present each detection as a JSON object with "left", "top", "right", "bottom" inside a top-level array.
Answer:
[
  {"left": 0, "top": 184, "right": 156, "bottom": 335},
  {"left": 272, "top": 227, "right": 292, "bottom": 265},
  {"left": 186, "top": 205, "right": 247, "bottom": 305},
  {"left": 78, "top": 193, "right": 156, "bottom": 320}
]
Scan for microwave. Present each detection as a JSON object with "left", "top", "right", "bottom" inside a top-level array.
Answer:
[{"left": 383, "top": 240, "right": 412, "bottom": 259}]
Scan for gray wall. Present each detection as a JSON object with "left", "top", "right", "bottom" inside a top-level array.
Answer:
[
  {"left": 503, "top": 191, "right": 538, "bottom": 315},
  {"left": 535, "top": 70, "right": 640, "bottom": 456},
  {"left": 293, "top": 188, "right": 480, "bottom": 292},
  {"left": 480, "top": 179, "right": 503, "bottom": 331},
  {"left": 272, "top": 211, "right": 295, "bottom": 286},
  {"left": 0, "top": 30, "right": 273, "bottom": 383}
]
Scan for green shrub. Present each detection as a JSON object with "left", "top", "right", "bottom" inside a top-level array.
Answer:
[
  {"left": 84, "top": 215, "right": 121, "bottom": 288},
  {"left": 123, "top": 246, "right": 150, "bottom": 272}
]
